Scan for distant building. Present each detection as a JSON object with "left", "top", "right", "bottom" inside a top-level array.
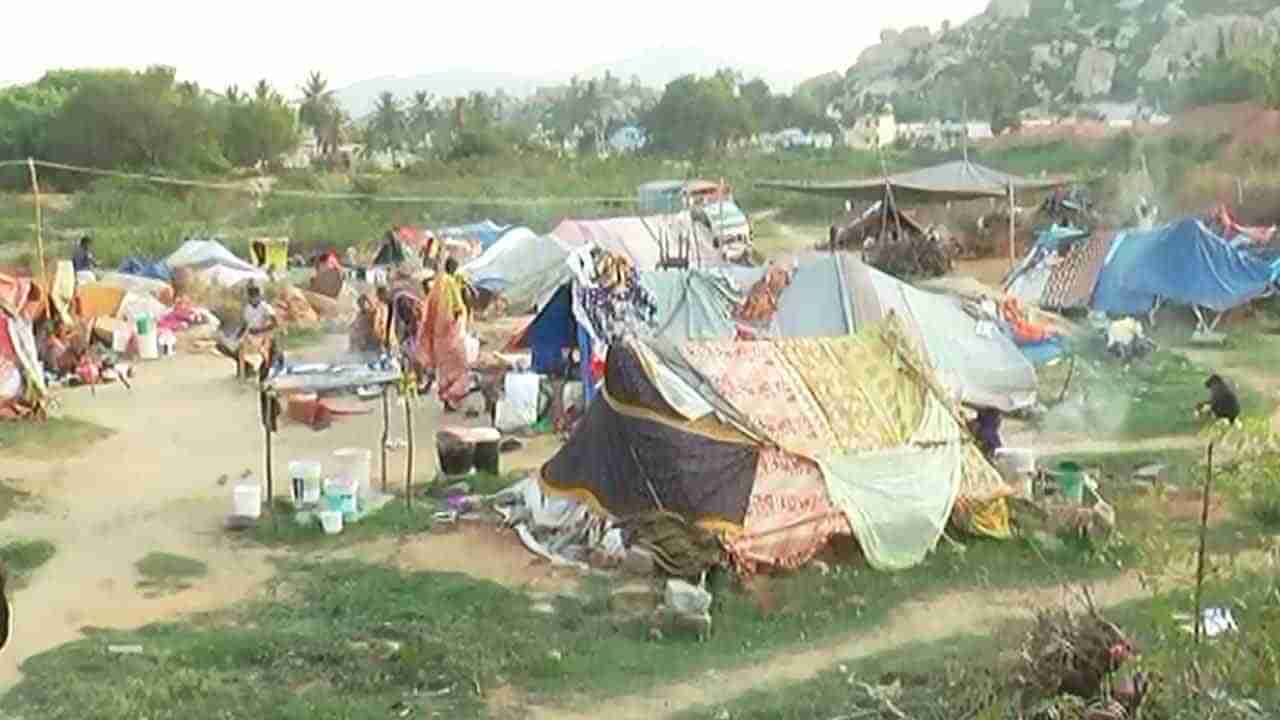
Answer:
[{"left": 843, "top": 104, "right": 898, "bottom": 149}]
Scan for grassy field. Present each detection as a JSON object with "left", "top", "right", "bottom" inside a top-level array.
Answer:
[
  {"left": 673, "top": 568, "right": 1280, "bottom": 720},
  {"left": 0, "top": 417, "right": 113, "bottom": 460},
  {"left": 0, "top": 517, "right": 1141, "bottom": 719}
]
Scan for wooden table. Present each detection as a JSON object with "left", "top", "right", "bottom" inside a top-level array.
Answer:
[{"left": 260, "top": 364, "right": 416, "bottom": 529}]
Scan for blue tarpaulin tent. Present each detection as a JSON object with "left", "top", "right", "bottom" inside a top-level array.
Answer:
[{"left": 1091, "top": 218, "right": 1280, "bottom": 315}]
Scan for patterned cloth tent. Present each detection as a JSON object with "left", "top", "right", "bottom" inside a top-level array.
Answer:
[{"left": 541, "top": 317, "right": 1014, "bottom": 573}]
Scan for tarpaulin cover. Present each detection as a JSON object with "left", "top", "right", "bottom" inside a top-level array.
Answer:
[
  {"left": 772, "top": 254, "right": 852, "bottom": 337},
  {"left": 463, "top": 228, "right": 571, "bottom": 312},
  {"left": 0, "top": 274, "right": 33, "bottom": 317},
  {"left": 526, "top": 285, "right": 576, "bottom": 375},
  {"left": 550, "top": 213, "right": 723, "bottom": 270},
  {"left": 638, "top": 269, "right": 745, "bottom": 345},
  {"left": 851, "top": 258, "right": 1038, "bottom": 412},
  {"left": 541, "top": 382, "right": 759, "bottom": 525},
  {"left": 166, "top": 239, "right": 263, "bottom": 277},
  {"left": 759, "top": 160, "right": 1067, "bottom": 203},
  {"left": 118, "top": 257, "right": 173, "bottom": 283},
  {"left": 438, "top": 220, "right": 510, "bottom": 250},
  {"left": 1092, "top": 218, "right": 1280, "bottom": 315}
]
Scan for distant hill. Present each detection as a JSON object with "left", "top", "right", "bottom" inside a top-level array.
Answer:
[
  {"left": 333, "top": 47, "right": 810, "bottom": 117},
  {"left": 804, "top": 0, "right": 1280, "bottom": 119}
]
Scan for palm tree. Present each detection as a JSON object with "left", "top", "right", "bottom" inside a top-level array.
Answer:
[
  {"left": 408, "top": 91, "right": 437, "bottom": 152},
  {"left": 299, "top": 71, "right": 338, "bottom": 154},
  {"left": 254, "top": 79, "right": 276, "bottom": 104},
  {"left": 368, "top": 91, "right": 405, "bottom": 165},
  {"left": 225, "top": 85, "right": 244, "bottom": 104}
]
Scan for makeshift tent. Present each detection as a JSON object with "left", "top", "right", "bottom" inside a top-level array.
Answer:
[
  {"left": 0, "top": 311, "right": 47, "bottom": 418},
  {"left": 1089, "top": 218, "right": 1280, "bottom": 321},
  {"left": 542, "top": 317, "right": 1013, "bottom": 572},
  {"left": 463, "top": 228, "right": 573, "bottom": 312},
  {"left": 438, "top": 220, "right": 511, "bottom": 250},
  {"left": 1004, "top": 225, "right": 1103, "bottom": 311},
  {"left": 759, "top": 159, "right": 1066, "bottom": 204},
  {"left": 165, "top": 238, "right": 266, "bottom": 287},
  {"left": 550, "top": 213, "right": 723, "bottom": 270}
]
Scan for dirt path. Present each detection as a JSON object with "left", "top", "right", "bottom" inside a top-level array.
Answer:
[
  {"left": 524, "top": 574, "right": 1147, "bottom": 720},
  {"left": 0, "top": 335, "right": 467, "bottom": 690}
]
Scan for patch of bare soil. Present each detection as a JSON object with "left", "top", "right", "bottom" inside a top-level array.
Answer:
[{"left": 339, "top": 523, "right": 579, "bottom": 595}]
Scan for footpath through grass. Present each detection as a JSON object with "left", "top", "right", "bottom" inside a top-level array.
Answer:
[
  {"left": 675, "top": 571, "right": 1280, "bottom": 720},
  {"left": 1, "top": 527, "right": 1132, "bottom": 720}
]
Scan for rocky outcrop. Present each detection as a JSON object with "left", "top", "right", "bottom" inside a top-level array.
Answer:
[
  {"left": 1075, "top": 48, "right": 1117, "bottom": 98},
  {"left": 988, "top": 0, "right": 1030, "bottom": 20},
  {"left": 1140, "top": 15, "right": 1271, "bottom": 82}
]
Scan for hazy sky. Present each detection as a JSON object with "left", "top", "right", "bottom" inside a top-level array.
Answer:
[{"left": 4, "top": 0, "right": 990, "bottom": 93}]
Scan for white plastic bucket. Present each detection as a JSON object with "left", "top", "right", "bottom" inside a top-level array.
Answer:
[
  {"left": 994, "top": 448, "right": 1035, "bottom": 475},
  {"left": 112, "top": 327, "right": 133, "bottom": 354},
  {"left": 333, "top": 448, "right": 372, "bottom": 499},
  {"left": 319, "top": 510, "right": 344, "bottom": 535},
  {"left": 289, "top": 461, "right": 323, "bottom": 505},
  {"left": 232, "top": 483, "right": 261, "bottom": 518},
  {"left": 137, "top": 326, "right": 160, "bottom": 360}
]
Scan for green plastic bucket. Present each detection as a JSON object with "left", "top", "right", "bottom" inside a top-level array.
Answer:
[
  {"left": 1054, "top": 461, "right": 1085, "bottom": 503},
  {"left": 135, "top": 314, "right": 154, "bottom": 336}
]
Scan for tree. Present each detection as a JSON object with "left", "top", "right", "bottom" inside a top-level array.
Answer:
[
  {"left": 221, "top": 80, "right": 299, "bottom": 168},
  {"left": 407, "top": 91, "right": 438, "bottom": 152},
  {"left": 366, "top": 91, "right": 406, "bottom": 165},
  {"left": 1245, "top": 44, "right": 1280, "bottom": 109},
  {"left": 299, "top": 71, "right": 345, "bottom": 156},
  {"left": 646, "top": 73, "right": 751, "bottom": 155}
]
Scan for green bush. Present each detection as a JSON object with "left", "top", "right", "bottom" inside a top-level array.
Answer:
[{"left": 1218, "top": 417, "right": 1280, "bottom": 528}]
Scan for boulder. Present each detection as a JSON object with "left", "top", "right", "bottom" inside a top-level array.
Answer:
[
  {"left": 1141, "top": 15, "right": 1270, "bottom": 83},
  {"left": 1074, "top": 48, "right": 1118, "bottom": 98},
  {"left": 664, "top": 579, "right": 712, "bottom": 615},
  {"left": 987, "top": 0, "right": 1030, "bottom": 20},
  {"left": 651, "top": 606, "right": 712, "bottom": 639}
]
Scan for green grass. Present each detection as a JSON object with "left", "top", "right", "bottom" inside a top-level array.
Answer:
[
  {"left": 0, "top": 525, "right": 1136, "bottom": 719},
  {"left": 134, "top": 552, "right": 208, "bottom": 597},
  {"left": 0, "top": 539, "right": 57, "bottom": 589},
  {"left": 0, "top": 417, "right": 113, "bottom": 460},
  {"left": 1035, "top": 339, "right": 1269, "bottom": 441},
  {"left": 675, "top": 570, "right": 1280, "bottom": 720},
  {"left": 0, "top": 478, "right": 41, "bottom": 522},
  {"left": 242, "top": 497, "right": 436, "bottom": 549}
]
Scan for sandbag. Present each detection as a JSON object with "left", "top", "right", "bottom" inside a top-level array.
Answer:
[
  {"left": 302, "top": 289, "right": 340, "bottom": 319},
  {"left": 275, "top": 286, "right": 319, "bottom": 327}
]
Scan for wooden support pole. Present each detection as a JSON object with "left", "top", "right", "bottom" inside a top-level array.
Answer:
[
  {"left": 381, "top": 386, "right": 390, "bottom": 493},
  {"left": 1007, "top": 182, "right": 1017, "bottom": 272},
  {"left": 27, "top": 159, "right": 49, "bottom": 316},
  {"left": 263, "top": 390, "right": 276, "bottom": 532},
  {"left": 1194, "top": 440, "right": 1215, "bottom": 644},
  {"left": 404, "top": 392, "right": 415, "bottom": 510}
]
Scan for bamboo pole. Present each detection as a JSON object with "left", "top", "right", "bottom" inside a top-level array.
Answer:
[
  {"left": 381, "top": 387, "right": 390, "bottom": 493},
  {"left": 404, "top": 392, "right": 415, "bottom": 510},
  {"left": 27, "top": 159, "right": 49, "bottom": 315},
  {"left": 1007, "top": 182, "right": 1017, "bottom": 271},
  {"left": 1194, "top": 440, "right": 1215, "bottom": 644}
]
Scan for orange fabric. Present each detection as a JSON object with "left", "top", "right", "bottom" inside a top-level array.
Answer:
[
  {"left": 416, "top": 275, "right": 470, "bottom": 405},
  {"left": 77, "top": 285, "right": 126, "bottom": 320},
  {"left": 1000, "top": 295, "right": 1053, "bottom": 344}
]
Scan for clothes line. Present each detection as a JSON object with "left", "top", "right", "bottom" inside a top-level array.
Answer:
[{"left": 2, "top": 159, "right": 637, "bottom": 206}]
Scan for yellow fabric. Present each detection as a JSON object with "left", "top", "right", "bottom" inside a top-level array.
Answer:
[
  {"left": 964, "top": 498, "right": 1013, "bottom": 539},
  {"left": 436, "top": 273, "right": 469, "bottom": 324},
  {"left": 52, "top": 260, "right": 75, "bottom": 326}
]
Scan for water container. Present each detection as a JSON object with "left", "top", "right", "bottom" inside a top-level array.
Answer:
[
  {"left": 135, "top": 314, "right": 154, "bottom": 336},
  {"left": 112, "top": 326, "right": 132, "bottom": 354},
  {"left": 1053, "top": 461, "right": 1085, "bottom": 504},
  {"left": 289, "top": 461, "right": 323, "bottom": 506},
  {"left": 319, "top": 510, "right": 344, "bottom": 535},
  {"left": 332, "top": 448, "right": 372, "bottom": 499},
  {"left": 232, "top": 483, "right": 262, "bottom": 518},
  {"left": 136, "top": 317, "right": 159, "bottom": 360}
]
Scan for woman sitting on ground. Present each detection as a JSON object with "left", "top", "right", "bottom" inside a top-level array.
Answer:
[{"left": 237, "top": 284, "right": 277, "bottom": 379}]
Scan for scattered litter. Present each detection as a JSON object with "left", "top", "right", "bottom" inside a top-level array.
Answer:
[
  {"left": 384, "top": 438, "right": 408, "bottom": 451},
  {"left": 216, "top": 474, "right": 228, "bottom": 486},
  {"left": 107, "top": 645, "right": 143, "bottom": 655},
  {"left": 499, "top": 437, "right": 524, "bottom": 453},
  {"left": 356, "top": 385, "right": 381, "bottom": 399},
  {"left": 530, "top": 602, "right": 556, "bottom": 615},
  {"left": 1179, "top": 607, "right": 1239, "bottom": 637},
  {"left": 665, "top": 579, "right": 712, "bottom": 616},
  {"left": 432, "top": 511, "right": 458, "bottom": 524},
  {"left": 224, "top": 515, "right": 257, "bottom": 532}
]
